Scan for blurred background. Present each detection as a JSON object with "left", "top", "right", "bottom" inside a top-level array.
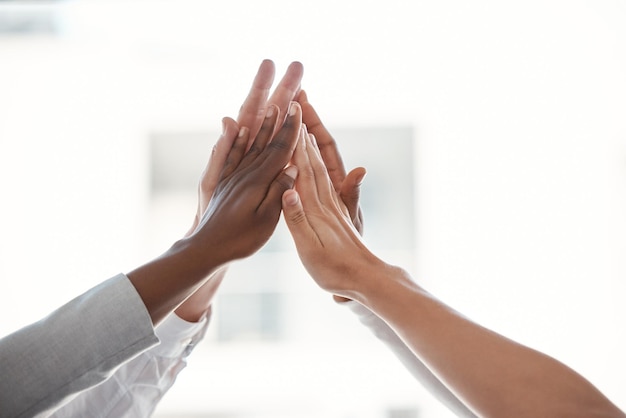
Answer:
[{"left": 0, "top": 0, "right": 624, "bottom": 417}]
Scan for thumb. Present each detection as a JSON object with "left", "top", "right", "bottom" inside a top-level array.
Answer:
[
  {"left": 263, "top": 165, "right": 298, "bottom": 215},
  {"left": 340, "top": 167, "right": 366, "bottom": 222},
  {"left": 282, "top": 189, "right": 312, "bottom": 245}
]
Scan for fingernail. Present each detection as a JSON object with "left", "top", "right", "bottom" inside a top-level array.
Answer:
[
  {"left": 356, "top": 171, "right": 367, "bottom": 185},
  {"left": 288, "top": 101, "right": 299, "bottom": 116},
  {"left": 238, "top": 127, "right": 247, "bottom": 137},
  {"left": 284, "top": 165, "right": 298, "bottom": 180},
  {"left": 299, "top": 126, "right": 307, "bottom": 149},
  {"left": 284, "top": 190, "right": 299, "bottom": 206},
  {"left": 266, "top": 105, "right": 275, "bottom": 119},
  {"left": 221, "top": 119, "right": 227, "bottom": 135}
]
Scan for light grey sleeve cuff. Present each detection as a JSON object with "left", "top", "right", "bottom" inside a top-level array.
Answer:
[{"left": 0, "top": 273, "right": 159, "bottom": 418}]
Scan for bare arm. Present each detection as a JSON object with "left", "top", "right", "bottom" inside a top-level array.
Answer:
[
  {"left": 296, "top": 91, "right": 475, "bottom": 416},
  {"left": 128, "top": 100, "right": 302, "bottom": 325},
  {"left": 175, "top": 59, "right": 304, "bottom": 322},
  {"left": 281, "top": 127, "right": 625, "bottom": 418}
]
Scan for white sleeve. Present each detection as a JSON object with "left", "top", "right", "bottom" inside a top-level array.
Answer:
[
  {"left": 342, "top": 300, "right": 477, "bottom": 417},
  {"left": 48, "top": 312, "right": 209, "bottom": 418}
]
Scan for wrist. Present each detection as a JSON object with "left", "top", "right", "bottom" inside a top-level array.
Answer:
[
  {"left": 349, "top": 261, "right": 420, "bottom": 313},
  {"left": 127, "top": 238, "right": 224, "bottom": 325},
  {"left": 168, "top": 234, "right": 233, "bottom": 277}
]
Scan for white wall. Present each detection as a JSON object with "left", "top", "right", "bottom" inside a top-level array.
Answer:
[{"left": 0, "top": 0, "right": 624, "bottom": 416}]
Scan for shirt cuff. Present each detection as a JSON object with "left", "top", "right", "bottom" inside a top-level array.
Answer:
[
  {"left": 151, "top": 312, "right": 209, "bottom": 358},
  {"left": 339, "top": 299, "right": 399, "bottom": 342}
]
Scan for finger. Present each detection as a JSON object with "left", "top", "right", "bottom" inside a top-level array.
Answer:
[
  {"left": 305, "top": 132, "right": 336, "bottom": 206},
  {"left": 241, "top": 104, "right": 279, "bottom": 163},
  {"left": 259, "top": 165, "right": 298, "bottom": 216},
  {"left": 297, "top": 89, "right": 348, "bottom": 192},
  {"left": 237, "top": 59, "right": 275, "bottom": 138},
  {"left": 292, "top": 124, "right": 319, "bottom": 209},
  {"left": 268, "top": 61, "right": 304, "bottom": 133},
  {"left": 220, "top": 126, "right": 250, "bottom": 179},
  {"left": 255, "top": 102, "right": 301, "bottom": 180},
  {"left": 340, "top": 167, "right": 366, "bottom": 233},
  {"left": 200, "top": 118, "right": 240, "bottom": 199},
  {"left": 282, "top": 189, "right": 319, "bottom": 248}
]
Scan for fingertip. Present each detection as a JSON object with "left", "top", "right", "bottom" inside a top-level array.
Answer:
[
  {"left": 283, "top": 189, "right": 300, "bottom": 207},
  {"left": 288, "top": 101, "right": 301, "bottom": 117},
  {"left": 288, "top": 61, "right": 304, "bottom": 75},
  {"left": 353, "top": 167, "right": 367, "bottom": 186},
  {"left": 260, "top": 59, "right": 275, "bottom": 71},
  {"left": 222, "top": 117, "right": 238, "bottom": 132},
  {"left": 254, "top": 60, "right": 275, "bottom": 88},
  {"left": 265, "top": 103, "right": 278, "bottom": 119},
  {"left": 332, "top": 295, "right": 352, "bottom": 304},
  {"left": 284, "top": 165, "right": 298, "bottom": 181},
  {"left": 297, "top": 89, "right": 308, "bottom": 103}
]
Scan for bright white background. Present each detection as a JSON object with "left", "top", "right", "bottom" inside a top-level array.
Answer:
[{"left": 0, "top": 1, "right": 625, "bottom": 417}]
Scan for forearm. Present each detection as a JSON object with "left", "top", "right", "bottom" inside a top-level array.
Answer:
[
  {"left": 127, "top": 237, "right": 223, "bottom": 326},
  {"left": 0, "top": 275, "right": 158, "bottom": 418},
  {"left": 356, "top": 266, "right": 625, "bottom": 418},
  {"left": 342, "top": 300, "right": 476, "bottom": 417}
]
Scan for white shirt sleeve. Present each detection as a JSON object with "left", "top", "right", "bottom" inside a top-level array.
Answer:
[
  {"left": 48, "top": 312, "right": 209, "bottom": 418},
  {"left": 342, "top": 300, "right": 477, "bottom": 417}
]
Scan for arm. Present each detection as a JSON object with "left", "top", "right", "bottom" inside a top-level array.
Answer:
[
  {"left": 342, "top": 300, "right": 476, "bottom": 417},
  {"left": 127, "top": 87, "right": 303, "bottom": 327},
  {"left": 297, "top": 90, "right": 475, "bottom": 416},
  {"left": 281, "top": 127, "right": 626, "bottom": 418},
  {"left": 0, "top": 98, "right": 303, "bottom": 418},
  {"left": 0, "top": 274, "right": 158, "bottom": 418},
  {"left": 47, "top": 60, "right": 305, "bottom": 417},
  {"left": 178, "top": 59, "right": 304, "bottom": 323}
]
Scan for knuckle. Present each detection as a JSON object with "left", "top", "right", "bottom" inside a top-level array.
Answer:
[
  {"left": 267, "top": 139, "right": 290, "bottom": 152},
  {"left": 247, "top": 144, "right": 262, "bottom": 155},
  {"left": 289, "top": 209, "right": 307, "bottom": 225},
  {"left": 301, "top": 166, "right": 316, "bottom": 179}
]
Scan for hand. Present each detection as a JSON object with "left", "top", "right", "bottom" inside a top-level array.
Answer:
[
  {"left": 127, "top": 83, "right": 302, "bottom": 326},
  {"left": 238, "top": 60, "right": 304, "bottom": 140},
  {"left": 191, "top": 102, "right": 302, "bottom": 266},
  {"left": 297, "top": 90, "right": 367, "bottom": 302},
  {"left": 282, "top": 125, "right": 386, "bottom": 299},
  {"left": 178, "top": 60, "right": 304, "bottom": 321},
  {"left": 187, "top": 60, "right": 304, "bottom": 237},
  {"left": 296, "top": 90, "right": 366, "bottom": 234}
]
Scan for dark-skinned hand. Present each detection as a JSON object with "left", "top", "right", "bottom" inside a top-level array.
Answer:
[{"left": 190, "top": 102, "right": 302, "bottom": 266}]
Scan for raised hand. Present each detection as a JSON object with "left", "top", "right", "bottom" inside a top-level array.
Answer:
[
  {"left": 239, "top": 60, "right": 304, "bottom": 140},
  {"left": 128, "top": 102, "right": 302, "bottom": 324},
  {"left": 192, "top": 102, "right": 302, "bottom": 265},
  {"left": 187, "top": 60, "right": 303, "bottom": 237},
  {"left": 178, "top": 60, "right": 304, "bottom": 321},
  {"left": 296, "top": 90, "right": 366, "bottom": 234},
  {"left": 281, "top": 125, "right": 387, "bottom": 298}
]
